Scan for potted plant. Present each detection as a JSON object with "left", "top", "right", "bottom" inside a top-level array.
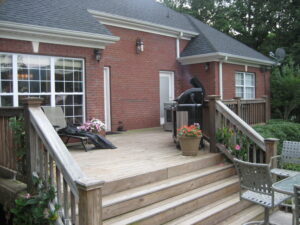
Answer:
[
  {"left": 177, "top": 123, "right": 202, "bottom": 156},
  {"left": 77, "top": 118, "right": 106, "bottom": 136}
]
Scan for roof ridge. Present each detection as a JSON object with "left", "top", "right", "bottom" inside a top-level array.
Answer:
[{"left": 184, "top": 14, "right": 218, "bottom": 53}]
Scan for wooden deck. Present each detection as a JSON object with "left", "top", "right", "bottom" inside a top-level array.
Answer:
[{"left": 70, "top": 127, "right": 213, "bottom": 182}]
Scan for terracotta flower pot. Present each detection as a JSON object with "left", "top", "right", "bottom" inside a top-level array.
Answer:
[{"left": 178, "top": 136, "right": 201, "bottom": 156}]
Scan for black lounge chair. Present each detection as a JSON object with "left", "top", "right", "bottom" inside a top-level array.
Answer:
[{"left": 42, "top": 106, "right": 116, "bottom": 151}]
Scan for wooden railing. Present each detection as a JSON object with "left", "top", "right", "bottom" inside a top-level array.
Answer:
[
  {"left": 208, "top": 95, "right": 277, "bottom": 164},
  {"left": 222, "top": 97, "right": 270, "bottom": 125},
  {"left": 24, "top": 98, "right": 104, "bottom": 225},
  {"left": 0, "top": 107, "right": 23, "bottom": 172}
]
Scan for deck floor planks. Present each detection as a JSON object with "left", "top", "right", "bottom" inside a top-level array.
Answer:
[{"left": 70, "top": 127, "right": 212, "bottom": 182}]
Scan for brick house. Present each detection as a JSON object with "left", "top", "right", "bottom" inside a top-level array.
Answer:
[{"left": 0, "top": 0, "right": 274, "bottom": 131}]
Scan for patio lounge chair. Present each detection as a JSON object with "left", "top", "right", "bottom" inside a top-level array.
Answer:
[
  {"left": 270, "top": 141, "right": 300, "bottom": 178},
  {"left": 42, "top": 106, "right": 116, "bottom": 151},
  {"left": 234, "top": 158, "right": 291, "bottom": 225},
  {"left": 42, "top": 106, "right": 89, "bottom": 151}
]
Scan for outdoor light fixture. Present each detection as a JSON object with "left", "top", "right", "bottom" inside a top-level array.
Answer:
[
  {"left": 94, "top": 49, "right": 102, "bottom": 62},
  {"left": 136, "top": 38, "right": 144, "bottom": 54},
  {"left": 205, "top": 62, "right": 210, "bottom": 72}
]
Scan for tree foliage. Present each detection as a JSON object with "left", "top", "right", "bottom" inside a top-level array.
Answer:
[
  {"left": 271, "top": 59, "right": 300, "bottom": 120},
  {"left": 160, "top": 0, "right": 300, "bottom": 64}
]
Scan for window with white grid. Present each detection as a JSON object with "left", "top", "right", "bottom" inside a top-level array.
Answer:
[
  {"left": 0, "top": 53, "right": 85, "bottom": 123},
  {"left": 235, "top": 72, "right": 255, "bottom": 99}
]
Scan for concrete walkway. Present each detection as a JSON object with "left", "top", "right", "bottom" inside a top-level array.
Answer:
[{"left": 271, "top": 210, "right": 293, "bottom": 225}]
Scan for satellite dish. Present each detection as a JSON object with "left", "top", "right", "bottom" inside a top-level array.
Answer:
[{"left": 275, "top": 48, "right": 286, "bottom": 61}]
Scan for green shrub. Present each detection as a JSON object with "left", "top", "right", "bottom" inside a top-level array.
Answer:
[
  {"left": 11, "top": 176, "right": 60, "bottom": 225},
  {"left": 253, "top": 120, "right": 300, "bottom": 154}
]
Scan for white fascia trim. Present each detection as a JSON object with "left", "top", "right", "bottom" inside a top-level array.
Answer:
[
  {"left": 88, "top": 9, "right": 198, "bottom": 40},
  {"left": 0, "top": 21, "right": 120, "bottom": 49},
  {"left": 178, "top": 52, "right": 275, "bottom": 66}
]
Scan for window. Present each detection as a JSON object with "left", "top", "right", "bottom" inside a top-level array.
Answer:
[
  {"left": 0, "top": 53, "right": 85, "bottom": 123},
  {"left": 235, "top": 72, "right": 255, "bottom": 99},
  {"left": 0, "top": 55, "right": 13, "bottom": 106}
]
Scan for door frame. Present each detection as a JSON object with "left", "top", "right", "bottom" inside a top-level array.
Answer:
[
  {"left": 103, "top": 67, "right": 111, "bottom": 131},
  {"left": 159, "top": 71, "right": 175, "bottom": 124}
]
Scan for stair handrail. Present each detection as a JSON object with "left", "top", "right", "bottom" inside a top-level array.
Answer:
[
  {"left": 24, "top": 98, "right": 104, "bottom": 225},
  {"left": 208, "top": 95, "right": 278, "bottom": 164},
  {"left": 27, "top": 106, "right": 84, "bottom": 196},
  {"left": 216, "top": 100, "right": 266, "bottom": 151}
]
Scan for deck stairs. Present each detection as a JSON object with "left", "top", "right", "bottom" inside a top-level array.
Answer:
[{"left": 101, "top": 152, "right": 264, "bottom": 225}]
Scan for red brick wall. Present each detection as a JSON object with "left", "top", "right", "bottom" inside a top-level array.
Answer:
[
  {"left": 0, "top": 36, "right": 270, "bottom": 131},
  {"left": 101, "top": 26, "right": 188, "bottom": 130},
  {"left": 183, "top": 62, "right": 270, "bottom": 100},
  {"left": 181, "top": 62, "right": 219, "bottom": 97},
  {"left": 222, "top": 63, "right": 270, "bottom": 99},
  {"left": 0, "top": 38, "right": 103, "bottom": 122}
]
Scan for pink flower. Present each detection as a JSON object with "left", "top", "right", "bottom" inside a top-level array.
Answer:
[
  {"left": 24, "top": 193, "right": 31, "bottom": 199},
  {"left": 235, "top": 145, "right": 241, "bottom": 151}
]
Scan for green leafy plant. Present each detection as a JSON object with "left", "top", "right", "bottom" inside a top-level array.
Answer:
[
  {"left": 216, "top": 127, "right": 249, "bottom": 161},
  {"left": 11, "top": 176, "right": 60, "bottom": 225},
  {"left": 177, "top": 123, "right": 202, "bottom": 137}
]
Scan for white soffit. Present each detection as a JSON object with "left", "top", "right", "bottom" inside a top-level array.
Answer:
[
  {"left": 88, "top": 9, "right": 198, "bottom": 40},
  {"left": 178, "top": 52, "right": 275, "bottom": 66},
  {"left": 0, "top": 21, "right": 120, "bottom": 49}
]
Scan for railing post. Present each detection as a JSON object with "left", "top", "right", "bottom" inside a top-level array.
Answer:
[
  {"left": 76, "top": 178, "right": 105, "bottom": 225},
  {"left": 208, "top": 95, "right": 221, "bottom": 153},
  {"left": 23, "top": 97, "right": 43, "bottom": 192},
  {"left": 264, "top": 138, "right": 279, "bottom": 164},
  {"left": 234, "top": 97, "right": 241, "bottom": 117},
  {"left": 263, "top": 95, "right": 270, "bottom": 122}
]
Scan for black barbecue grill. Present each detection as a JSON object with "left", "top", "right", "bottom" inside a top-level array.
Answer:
[{"left": 172, "top": 77, "right": 205, "bottom": 144}]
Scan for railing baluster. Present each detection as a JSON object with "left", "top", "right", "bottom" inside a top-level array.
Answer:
[
  {"left": 253, "top": 144, "right": 257, "bottom": 163},
  {"left": 44, "top": 149, "right": 49, "bottom": 187},
  {"left": 56, "top": 167, "right": 62, "bottom": 216},
  {"left": 49, "top": 156, "right": 54, "bottom": 186},
  {"left": 63, "top": 178, "right": 70, "bottom": 224},
  {"left": 38, "top": 137, "right": 44, "bottom": 179},
  {"left": 71, "top": 192, "right": 76, "bottom": 225}
]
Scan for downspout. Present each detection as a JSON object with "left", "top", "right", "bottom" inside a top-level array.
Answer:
[
  {"left": 176, "top": 32, "right": 183, "bottom": 58},
  {"left": 219, "top": 62, "right": 223, "bottom": 99}
]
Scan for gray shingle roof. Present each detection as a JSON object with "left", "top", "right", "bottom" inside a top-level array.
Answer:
[
  {"left": 0, "top": 0, "right": 112, "bottom": 36},
  {"left": 85, "top": 0, "right": 196, "bottom": 32},
  {"left": 181, "top": 15, "right": 273, "bottom": 62},
  {"left": 0, "top": 0, "right": 272, "bottom": 63}
]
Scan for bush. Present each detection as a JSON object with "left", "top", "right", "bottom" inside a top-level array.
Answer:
[{"left": 253, "top": 120, "right": 300, "bottom": 154}]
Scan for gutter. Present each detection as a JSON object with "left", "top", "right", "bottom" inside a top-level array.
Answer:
[
  {"left": 0, "top": 21, "right": 120, "bottom": 49},
  {"left": 178, "top": 52, "right": 275, "bottom": 66}
]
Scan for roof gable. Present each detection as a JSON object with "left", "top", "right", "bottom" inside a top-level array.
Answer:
[{"left": 181, "top": 15, "right": 273, "bottom": 63}]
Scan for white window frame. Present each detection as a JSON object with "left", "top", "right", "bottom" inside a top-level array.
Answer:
[
  {"left": 235, "top": 72, "right": 255, "bottom": 99},
  {"left": 0, "top": 52, "right": 86, "bottom": 122}
]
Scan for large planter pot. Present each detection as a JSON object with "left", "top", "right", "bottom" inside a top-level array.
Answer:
[{"left": 178, "top": 136, "right": 201, "bottom": 156}]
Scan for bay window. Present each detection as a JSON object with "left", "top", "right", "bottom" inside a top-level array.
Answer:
[
  {"left": 0, "top": 53, "right": 85, "bottom": 124},
  {"left": 235, "top": 72, "right": 255, "bottom": 99}
]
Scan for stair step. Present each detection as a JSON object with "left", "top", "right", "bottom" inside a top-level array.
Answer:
[
  {"left": 103, "top": 163, "right": 235, "bottom": 219},
  {"left": 103, "top": 176, "right": 239, "bottom": 225},
  {"left": 102, "top": 153, "right": 223, "bottom": 195},
  {"left": 218, "top": 205, "right": 264, "bottom": 225},
  {"left": 165, "top": 193, "right": 251, "bottom": 225}
]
